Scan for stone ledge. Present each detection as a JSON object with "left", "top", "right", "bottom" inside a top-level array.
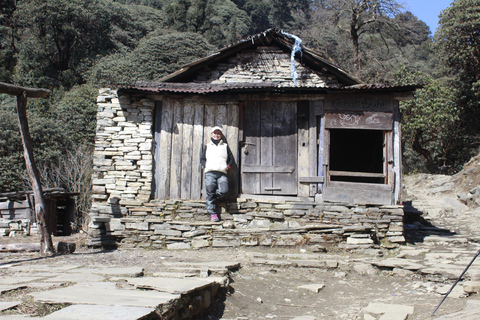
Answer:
[{"left": 88, "top": 199, "right": 405, "bottom": 250}]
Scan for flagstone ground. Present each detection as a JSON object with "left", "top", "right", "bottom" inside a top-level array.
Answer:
[{"left": 2, "top": 164, "right": 480, "bottom": 319}]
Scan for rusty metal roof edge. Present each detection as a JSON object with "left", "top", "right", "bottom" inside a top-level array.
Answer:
[{"left": 118, "top": 82, "right": 420, "bottom": 95}]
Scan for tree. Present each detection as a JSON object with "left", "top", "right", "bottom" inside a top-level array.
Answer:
[
  {"left": 435, "top": 0, "right": 480, "bottom": 138},
  {"left": 86, "top": 31, "right": 216, "bottom": 86},
  {"left": 395, "top": 67, "right": 465, "bottom": 173},
  {"left": 164, "top": 0, "right": 251, "bottom": 48},
  {"left": 268, "top": 0, "right": 311, "bottom": 30},
  {"left": 235, "top": 0, "right": 271, "bottom": 33},
  {"left": 14, "top": 0, "right": 116, "bottom": 88},
  {"left": 0, "top": 98, "right": 24, "bottom": 192},
  {"left": 435, "top": 0, "right": 480, "bottom": 82},
  {"left": 302, "top": 1, "right": 434, "bottom": 83},
  {"left": 0, "top": 0, "right": 16, "bottom": 82},
  {"left": 233, "top": 0, "right": 311, "bottom": 34},
  {"left": 54, "top": 85, "right": 98, "bottom": 147},
  {"left": 321, "top": 0, "right": 404, "bottom": 76}
]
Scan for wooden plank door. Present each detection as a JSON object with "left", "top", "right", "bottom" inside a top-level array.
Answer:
[{"left": 241, "top": 101, "right": 297, "bottom": 195}]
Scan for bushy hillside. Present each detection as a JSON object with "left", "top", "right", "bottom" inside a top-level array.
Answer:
[{"left": 1, "top": 0, "right": 479, "bottom": 228}]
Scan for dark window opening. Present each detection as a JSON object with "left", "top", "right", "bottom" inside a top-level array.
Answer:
[{"left": 329, "top": 129, "right": 384, "bottom": 184}]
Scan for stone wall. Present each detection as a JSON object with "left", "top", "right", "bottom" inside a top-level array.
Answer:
[
  {"left": 87, "top": 199, "right": 405, "bottom": 250},
  {"left": 93, "top": 89, "right": 155, "bottom": 212},
  {"left": 196, "top": 46, "right": 340, "bottom": 87}
]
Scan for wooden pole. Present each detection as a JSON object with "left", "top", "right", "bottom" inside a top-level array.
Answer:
[
  {"left": 15, "top": 90, "right": 55, "bottom": 255},
  {"left": 0, "top": 82, "right": 50, "bottom": 98}
]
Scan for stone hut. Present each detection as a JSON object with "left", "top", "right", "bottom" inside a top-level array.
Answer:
[{"left": 90, "top": 29, "right": 417, "bottom": 249}]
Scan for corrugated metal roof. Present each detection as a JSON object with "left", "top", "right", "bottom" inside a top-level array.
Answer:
[{"left": 119, "top": 81, "right": 420, "bottom": 95}]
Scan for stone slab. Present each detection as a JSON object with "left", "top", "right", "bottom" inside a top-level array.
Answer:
[
  {"left": 250, "top": 259, "right": 297, "bottom": 267},
  {"left": 162, "top": 261, "right": 240, "bottom": 270},
  {"left": 0, "top": 284, "right": 27, "bottom": 293},
  {"left": 396, "top": 249, "right": 430, "bottom": 258},
  {"left": 363, "top": 302, "right": 414, "bottom": 320},
  {"left": 8, "top": 265, "right": 82, "bottom": 273},
  {"left": 0, "top": 276, "right": 47, "bottom": 285},
  {"left": 433, "top": 300, "right": 480, "bottom": 320},
  {"left": 166, "top": 242, "right": 191, "bottom": 250},
  {"left": 74, "top": 267, "right": 144, "bottom": 277},
  {"left": 463, "top": 281, "right": 480, "bottom": 293},
  {"left": 436, "top": 283, "right": 467, "bottom": 298},
  {"left": 0, "top": 262, "right": 22, "bottom": 269},
  {"left": 41, "top": 304, "right": 156, "bottom": 320},
  {"left": 42, "top": 272, "right": 105, "bottom": 283},
  {"left": 152, "top": 272, "right": 197, "bottom": 278},
  {"left": 297, "top": 284, "right": 325, "bottom": 293},
  {"left": 25, "top": 282, "right": 57, "bottom": 289},
  {"left": 293, "top": 260, "right": 327, "bottom": 268},
  {"left": 30, "top": 282, "right": 179, "bottom": 307},
  {"left": 424, "top": 252, "right": 460, "bottom": 260},
  {"left": 126, "top": 276, "right": 224, "bottom": 294},
  {"left": 423, "top": 235, "right": 469, "bottom": 244},
  {"left": 371, "top": 258, "right": 423, "bottom": 271},
  {"left": 0, "top": 315, "right": 32, "bottom": 319},
  {"left": 0, "top": 301, "right": 21, "bottom": 312},
  {"left": 419, "top": 265, "right": 467, "bottom": 279}
]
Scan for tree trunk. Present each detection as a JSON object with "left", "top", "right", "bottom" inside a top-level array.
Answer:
[
  {"left": 350, "top": 13, "right": 360, "bottom": 76},
  {"left": 412, "top": 129, "right": 436, "bottom": 172},
  {"left": 16, "top": 92, "right": 55, "bottom": 255}
]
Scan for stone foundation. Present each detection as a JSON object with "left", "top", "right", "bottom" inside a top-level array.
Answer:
[{"left": 87, "top": 199, "right": 405, "bottom": 250}]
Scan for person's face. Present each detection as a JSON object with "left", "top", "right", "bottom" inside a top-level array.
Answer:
[{"left": 211, "top": 130, "right": 222, "bottom": 140}]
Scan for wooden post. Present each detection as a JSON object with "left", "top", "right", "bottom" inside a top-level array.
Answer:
[
  {"left": 0, "top": 82, "right": 54, "bottom": 255},
  {"left": 16, "top": 92, "right": 54, "bottom": 254}
]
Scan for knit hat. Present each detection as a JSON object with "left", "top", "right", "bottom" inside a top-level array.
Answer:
[{"left": 211, "top": 126, "right": 223, "bottom": 134}]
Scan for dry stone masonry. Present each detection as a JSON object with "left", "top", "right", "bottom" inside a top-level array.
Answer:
[
  {"left": 197, "top": 46, "right": 340, "bottom": 87},
  {"left": 89, "top": 89, "right": 405, "bottom": 249},
  {"left": 94, "top": 88, "right": 154, "bottom": 207}
]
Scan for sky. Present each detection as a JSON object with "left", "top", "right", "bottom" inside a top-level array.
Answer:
[{"left": 403, "top": 0, "right": 453, "bottom": 34}]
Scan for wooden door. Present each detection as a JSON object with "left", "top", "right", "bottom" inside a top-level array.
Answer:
[{"left": 241, "top": 101, "right": 297, "bottom": 195}]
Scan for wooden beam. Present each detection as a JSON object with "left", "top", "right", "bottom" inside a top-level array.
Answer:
[
  {"left": 299, "top": 176, "right": 324, "bottom": 183},
  {"left": 323, "top": 183, "right": 392, "bottom": 205},
  {"left": 0, "top": 82, "right": 50, "bottom": 99},
  {"left": 242, "top": 165, "right": 295, "bottom": 173},
  {"left": 329, "top": 170, "right": 385, "bottom": 178}
]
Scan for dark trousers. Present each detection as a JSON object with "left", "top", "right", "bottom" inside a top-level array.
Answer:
[{"left": 205, "top": 171, "right": 228, "bottom": 214}]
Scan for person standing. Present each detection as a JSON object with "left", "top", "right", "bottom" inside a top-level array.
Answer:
[{"left": 200, "top": 126, "right": 234, "bottom": 222}]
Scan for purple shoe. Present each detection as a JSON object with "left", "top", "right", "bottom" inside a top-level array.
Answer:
[{"left": 210, "top": 213, "right": 219, "bottom": 222}]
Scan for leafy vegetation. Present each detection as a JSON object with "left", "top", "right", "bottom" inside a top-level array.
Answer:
[{"left": 1, "top": 0, "right": 480, "bottom": 228}]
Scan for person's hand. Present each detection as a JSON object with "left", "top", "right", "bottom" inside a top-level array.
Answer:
[{"left": 227, "top": 165, "right": 231, "bottom": 171}]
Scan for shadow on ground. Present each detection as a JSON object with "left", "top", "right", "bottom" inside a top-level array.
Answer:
[{"left": 403, "top": 201, "right": 457, "bottom": 244}]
